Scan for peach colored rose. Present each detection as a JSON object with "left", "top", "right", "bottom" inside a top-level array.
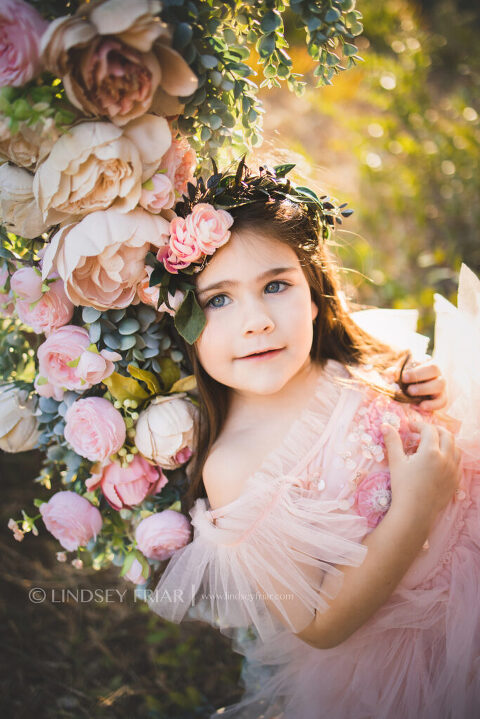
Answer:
[
  {"left": 136, "top": 265, "right": 160, "bottom": 307},
  {"left": 0, "top": 116, "right": 61, "bottom": 170},
  {"left": 124, "top": 556, "right": 150, "bottom": 584},
  {"left": 135, "top": 394, "right": 197, "bottom": 470},
  {"left": 0, "top": 164, "right": 61, "bottom": 239},
  {"left": 0, "top": 0, "right": 48, "bottom": 86},
  {"left": 135, "top": 510, "right": 191, "bottom": 560},
  {"left": 10, "top": 267, "right": 43, "bottom": 302},
  {"left": 0, "top": 384, "right": 39, "bottom": 453},
  {"left": 160, "top": 135, "right": 196, "bottom": 196},
  {"left": 39, "top": 491, "right": 103, "bottom": 551},
  {"left": 40, "top": 0, "right": 198, "bottom": 126},
  {"left": 139, "top": 172, "right": 175, "bottom": 213},
  {"left": 33, "top": 116, "right": 171, "bottom": 220},
  {"left": 185, "top": 203, "right": 233, "bottom": 256},
  {"left": 64, "top": 397, "right": 126, "bottom": 462},
  {"left": 158, "top": 288, "right": 185, "bottom": 317},
  {"left": 85, "top": 455, "right": 167, "bottom": 510},
  {"left": 15, "top": 278, "right": 74, "bottom": 335},
  {"left": 41, "top": 207, "right": 170, "bottom": 310}
]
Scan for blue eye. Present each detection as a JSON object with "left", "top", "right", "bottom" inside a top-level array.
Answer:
[{"left": 204, "top": 281, "right": 290, "bottom": 310}]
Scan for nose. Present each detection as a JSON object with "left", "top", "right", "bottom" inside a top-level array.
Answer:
[{"left": 241, "top": 296, "right": 275, "bottom": 335}]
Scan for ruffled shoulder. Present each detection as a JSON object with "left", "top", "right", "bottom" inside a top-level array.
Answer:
[
  {"left": 147, "top": 472, "right": 368, "bottom": 642},
  {"left": 433, "top": 264, "right": 480, "bottom": 464}
]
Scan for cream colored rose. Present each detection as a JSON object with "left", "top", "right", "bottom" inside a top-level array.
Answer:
[
  {"left": 41, "top": 207, "right": 170, "bottom": 310},
  {"left": 134, "top": 394, "right": 197, "bottom": 470},
  {"left": 0, "top": 384, "right": 39, "bottom": 453},
  {"left": 0, "top": 117, "right": 60, "bottom": 170},
  {"left": 40, "top": 0, "right": 198, "bottom": 126},
  {"left": 33, "top": 115, "right": 171, "bottom": 221},
  {"left": 0, "top": 164, "right": 62, "bottom": 238}
]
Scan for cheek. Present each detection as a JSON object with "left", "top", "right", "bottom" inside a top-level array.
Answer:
[{"left": 195, "top": 313, "right": 231, "bottom": 367}]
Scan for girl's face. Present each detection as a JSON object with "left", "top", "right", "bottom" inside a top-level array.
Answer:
[{"left": 194, "top": 229, "right": 319, "bottom": 397}]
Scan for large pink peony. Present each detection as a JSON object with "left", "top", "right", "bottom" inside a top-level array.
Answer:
[
  {"left": 135, "top": 510, "right": 191, "bottom": 560},
  {"left": 85, "top": 455, "right": 167, "bottom": 510},
  {"left": 40, "top": 0, "right": 198, "bottom": 126},
  {"left": 36, "top": 325, "right": 118, "bottom": 398},
  {"left": 0, "top": 0, "right": 48, "bottom": 87},
  {"left": 64, "top": 397, "right": 126, "bottom": 462},
  {"left": 15, "top": 279, "right": 74, "bottom": 335},
  {"left": 39, "top": 491, "right": 103, "bottom": 551},
  {"left": 41, "top": 207, "right": 170, "bottom": 310}
]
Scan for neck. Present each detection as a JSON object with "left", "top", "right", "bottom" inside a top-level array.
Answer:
[{"left": 227, "top": 357, "right": 323, "bottom": 428}]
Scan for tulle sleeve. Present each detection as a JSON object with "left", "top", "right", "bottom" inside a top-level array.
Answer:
[
  {"left": 147, "top": 473, "right": 368, "bottom": 642},
  {"left": 433, "top": 263, "right": 480, "bottom": 464}
]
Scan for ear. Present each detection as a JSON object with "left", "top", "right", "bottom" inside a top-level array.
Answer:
[{"left": 311, "top": 300, "right": 319, "bottom": 322}]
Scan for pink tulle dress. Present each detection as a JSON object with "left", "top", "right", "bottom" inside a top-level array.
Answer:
[{"left": 148, "top": 265, "right": 480, "bottom": 719}]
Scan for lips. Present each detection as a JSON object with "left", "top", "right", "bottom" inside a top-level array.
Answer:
[{"left": 238, "top": 348, "right": 283, "bottom": 359}]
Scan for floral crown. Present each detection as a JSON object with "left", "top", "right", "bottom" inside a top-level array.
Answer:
[{"left": 149, "top": 157, "right": 353, "bottom": 345}]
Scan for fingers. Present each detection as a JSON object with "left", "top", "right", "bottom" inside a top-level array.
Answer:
[
  {"left": 380, "top": 424, "right": 405, "bottom": 464},
  {"left": 417, "top": 397, "right": 447, "bottom": 411},
  {"left": 416, "top": 421, "right": 441, "bottom": 452},
  {"left": 437, "top": 425, "right": 455, "bottom": 453},
  {"left": 402, "top": 361, "right": 441, "bottom": 384},
  {"left": 405, "top": 377, "right": 446, "bottom": 399}
]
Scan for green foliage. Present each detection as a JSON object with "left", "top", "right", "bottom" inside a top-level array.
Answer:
[{"left": 160, "top": 0, "right": 364, "bottom": 162}]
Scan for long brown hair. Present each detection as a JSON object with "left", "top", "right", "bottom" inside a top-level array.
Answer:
[{"left": 181, "top": 199, "right": 417, "bottom": 511}]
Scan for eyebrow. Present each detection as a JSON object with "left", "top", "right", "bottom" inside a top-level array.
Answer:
[{"left": 196, "top": 266, "right": 299, "bottom": 296}]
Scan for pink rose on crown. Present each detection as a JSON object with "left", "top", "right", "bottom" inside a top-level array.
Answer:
[{"left": 185, "top": 203, "right": 233, "bottom": 255}]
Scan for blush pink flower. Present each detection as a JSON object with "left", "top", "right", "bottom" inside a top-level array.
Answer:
[
  {"left": 15, "top": 279, "right": 74, "bottom": 335},
  {"left": 156, "top": 244, "right": 191, "bottom": 275},
  {"left": 160, "top": 135, "right": 196, "bottom": 196},
  {"left": 86, "top": 455, "right": 167, "bottom": 510},
  {"left": 184, "top": 203, "right": 233, "bottom": 256},
  {"left": 354, "top": 471, "right": 392, "bottom": 528},
  {"left": 39, "top": 490, "right": 103, "bottom": 551},
  {"left": 64, "top": 397, "right": 126, "bottom": 462},
  {"left": 10, "top": 267, "right": 43, "bottom": 302},
  {"left": 135, "top": 510, "right": 191, "bottom": 561},
  {"left": 139, "top": 172, "right": 175, "bottom": 213},
  {"left": 0, "top": 0, "right": 48, "bottom": 87},
  {"left": 36, "top": 325, "right": 118, "bottom": 397}
]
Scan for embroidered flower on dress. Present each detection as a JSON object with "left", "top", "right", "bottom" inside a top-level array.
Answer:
[{"left": 354, "top": 470, "right": 392, "bottom": 527}]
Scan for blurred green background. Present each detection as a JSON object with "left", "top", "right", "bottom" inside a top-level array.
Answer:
[{"left": 2, "top": 0, "right": 479, "bottom": 717}]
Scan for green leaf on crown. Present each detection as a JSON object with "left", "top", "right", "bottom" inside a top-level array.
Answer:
[{"left": 174, "top": 289, "right": 206, "bottom": 345}]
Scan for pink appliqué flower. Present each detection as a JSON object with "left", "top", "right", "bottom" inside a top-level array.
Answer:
[
  {"left": 354, "top": 470, "right": 392, "bottom": 528},
  {"left": 349, "top": 394, "right": 413, "bottom": 462}
]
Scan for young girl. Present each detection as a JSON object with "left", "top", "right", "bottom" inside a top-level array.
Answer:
[{"left": 148, "top": 163, "right": 479, "bottom": 718}]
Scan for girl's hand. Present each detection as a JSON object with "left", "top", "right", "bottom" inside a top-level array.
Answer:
[
  {"left": 401, "top": 359, "right": 447, "bottom": 411},
  {"left": 381, "top": 421, "right": 461, "bottom": 528}
]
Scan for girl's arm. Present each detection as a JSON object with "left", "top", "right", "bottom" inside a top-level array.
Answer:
[{"left": 294, "top": 422, "right": 461, "bottom": 650}]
